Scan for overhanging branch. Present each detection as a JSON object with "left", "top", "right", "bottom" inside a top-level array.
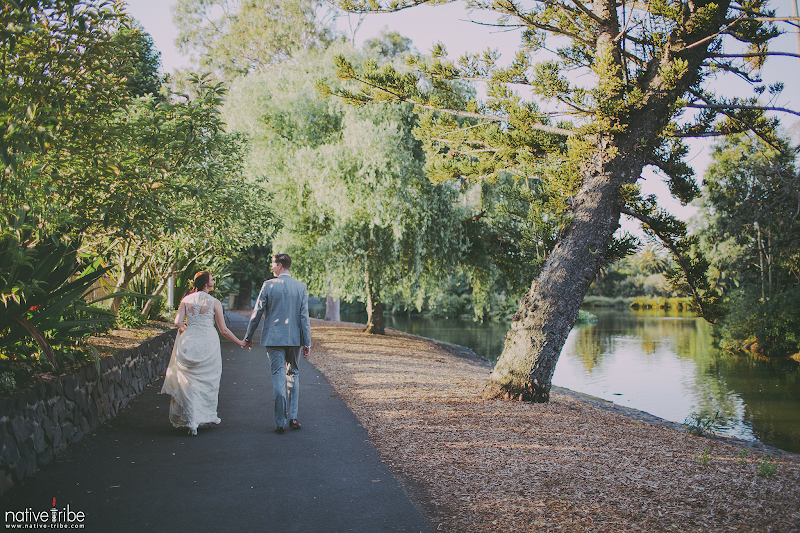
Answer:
[
  {"left": 339, "top": 72, "right": 577, "bottom": 136},
  {"left": 709, "top": 51, "right": 800, "bottom": 59},
  {"left": 619, "top": 207, "right": 714, "bottom": 321},
  {"left": 684, "top": 103, "right": 800, "bottom": 118}
]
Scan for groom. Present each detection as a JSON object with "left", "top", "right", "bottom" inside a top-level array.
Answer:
[{"left": 244, "top": 253, "right": 312, "bottom": 434}]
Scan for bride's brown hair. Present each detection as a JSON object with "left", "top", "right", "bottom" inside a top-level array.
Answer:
[{"left": 192, "top": 271, "right": 211, "bottom": 292}]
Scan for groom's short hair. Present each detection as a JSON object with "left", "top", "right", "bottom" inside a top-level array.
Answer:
[{"left": 274, "top": 253, "right": 291, "bottom": 270}]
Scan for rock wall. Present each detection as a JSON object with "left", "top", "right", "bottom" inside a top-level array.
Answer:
[{"left": 0, "top": 329, "right": 176, "bottom": 495}]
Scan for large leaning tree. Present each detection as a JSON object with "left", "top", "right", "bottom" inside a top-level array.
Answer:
[{"left": 330, "top": 0, "right": 800, "bottom": 401}]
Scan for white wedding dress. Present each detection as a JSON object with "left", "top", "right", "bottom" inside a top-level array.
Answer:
[{"left": 161, "top": 291, "right": 222, "bottom": 433}]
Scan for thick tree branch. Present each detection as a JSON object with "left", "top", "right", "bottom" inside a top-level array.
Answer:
[
  {"left": 466, "top": 16, "right": 596, "bottom": 47},
  {"left": 414, "top": 103, "right": 576, "bottom": 135},
  {"left": 740, "top": 16, "right": 800, "bottom": 22},
  {"left": 335, "top": 0, "right": 435, "bottom": 14},
  {"left": 709, "top": 51, "right": 800, "bottom": 59},
  {"left": 684, "top": 103, "right": 800, "bottom": 118},
  {"left": 339, "top": 71, "right": 577, "bottom": 136},
  {"left": 684, "top": 16, "right": 746, "bottom": 51},
  {"left": 570, "top": 0, "right": 604, "bottom": 25},
  {"left": 669, "top": 129, "right": 745, "bottom": 138},
  {"left": 620, "top": 207, "right": 715, "bottom": 320}
]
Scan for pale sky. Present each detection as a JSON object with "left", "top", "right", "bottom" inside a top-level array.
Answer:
[{"left": 124, "top": 0, "right": 800, "bottom": 232}]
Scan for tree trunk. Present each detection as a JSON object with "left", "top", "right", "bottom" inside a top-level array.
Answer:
[
  {"left": 767, "top": 230, "right": 773, "bottom": 299},
  {"left": 363, "top": 259, "right": 385, "bottom": 334},
  {"left": 757, "top": 223, "right": 766, "bottom": 301},
  {"left": 110, "top": 242, "right": 147, "bottom": 315},
  {"left": 238, "top": 278, "right": 252, "bottom": 310},
  {"left": 110, "top": 262, "right": 139, "bottom": 315},
  {"left": 480, "top": 0, "right": 727, "bottom": 402},
  {"left": 142, "top": 259, "right": 177, "bottom": 318},
  {"left": 364, "top": 297, "right": 384, "bottom": 334},
  {"left": 325, "top": 291, "right": 341, "bottom": 321},
  {"left": 482, "top": 160, "right": 631, "bottom": 402}
]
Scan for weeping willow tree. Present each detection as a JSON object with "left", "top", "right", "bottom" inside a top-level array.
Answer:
[
  {"left": 327, "top": 0, "right": 800, "bottom": 401},
  {"left": 224, "top": 44, "right": 465, "bottom": 334}
]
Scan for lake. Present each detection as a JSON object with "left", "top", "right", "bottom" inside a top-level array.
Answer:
[{"left": 310, "top": 305, "right": 800, "bottom": 454}]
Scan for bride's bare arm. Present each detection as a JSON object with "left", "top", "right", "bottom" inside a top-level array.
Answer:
[
  {"left": 213, "top": 299, "right": 246, "bottom": 347},
  {"left": 174, "top": 300, "right": 186, "bottom": 334}
]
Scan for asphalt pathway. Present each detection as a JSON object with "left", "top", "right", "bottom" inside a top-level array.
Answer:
[{"left": 0, "top": 312, "right": 430, "bottom": 532}]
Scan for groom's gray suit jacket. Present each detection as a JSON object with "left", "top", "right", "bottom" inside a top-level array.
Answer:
[{"left": 245, "top": 274, "right": 311, "bottom": 348}]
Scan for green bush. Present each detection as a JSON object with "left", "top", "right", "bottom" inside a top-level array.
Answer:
[
  {"left": 757, "top": 458, "right": 778, "bottom": 477},
  {"left": 116, "top": 298, "right": 147, "bottom": 329},
  {"left": 147, "top": 296, "right": 166, "bottom": 320},
  {"left": 427, "top": 293, "right": 471, "bottom": 319},
  {"left": 486, "top": 292, "right": 520, "bottom": 321},
  {"left": 720, "top": 288, "right": 800, "bottom": 357},
  {"left": 629, "top": 296, "right": 694, "bottom": 311}
]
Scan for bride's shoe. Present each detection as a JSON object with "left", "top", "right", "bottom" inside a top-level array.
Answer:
[{"left": 188, "top": 427, "right": 197, "bottom": 436}]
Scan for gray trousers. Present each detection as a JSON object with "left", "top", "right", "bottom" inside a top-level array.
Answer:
[{"left": 266, "top": 347, "right": 300, "bottom": 428}]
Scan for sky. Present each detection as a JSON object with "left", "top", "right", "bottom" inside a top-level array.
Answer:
[{"left": 124, "top": 0, "right": 800, "bottom": 233}]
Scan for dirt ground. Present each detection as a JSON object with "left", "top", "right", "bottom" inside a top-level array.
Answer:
[{"left": 306, "top": 319, "right": 800, "bottom": 533}]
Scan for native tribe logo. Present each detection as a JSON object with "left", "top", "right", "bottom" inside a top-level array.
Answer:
[{"left": 4, "top": 497, "right": 86, "bottom": 528}]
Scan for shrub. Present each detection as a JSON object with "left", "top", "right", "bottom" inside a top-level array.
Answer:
[
  {"left": 1, "top": 216, "right": 113, "bottom": 377},
  {"left": 720, "top": 288, "right": 800, "bottom": 357},
  {"left": 427, "top": 293, "right": 471, "bottom": 319},
  {"left": 116, "top": 298, "right": 147, "bottom": 329},
  {"left": 582, "top": 296, "right": 630, "bottom": 308}
]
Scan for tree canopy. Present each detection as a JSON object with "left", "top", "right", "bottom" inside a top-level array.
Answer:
[
  {"left": 224, "top": 43, "right": 466, "bottom": 333},
  {"left": 695, "top": 133, "right": 799, "bottom": 356},
  {"left": 172, "top": 0, "right": 339, "bottom": 78},
  {"left": 1, "top": 1, "right": 277, "bottom": 374},
  {"left": 328, "top": 0, "right": 800, "bottom": 401}
]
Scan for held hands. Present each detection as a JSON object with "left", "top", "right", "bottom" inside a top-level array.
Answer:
[{"left": 244, "top": 339, "right": 253, "bottom": 350}]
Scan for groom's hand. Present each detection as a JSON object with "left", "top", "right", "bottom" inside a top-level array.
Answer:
[
  {"left": 302, "top": 346, "right": 310, "bottom": 358},
  {"left": 245, "top": 339, "right": 253, "bottom": 349}
]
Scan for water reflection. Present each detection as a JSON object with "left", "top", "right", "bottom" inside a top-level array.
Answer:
[{"left": 313, "top": 305, "right": 800, "bottom": 453}]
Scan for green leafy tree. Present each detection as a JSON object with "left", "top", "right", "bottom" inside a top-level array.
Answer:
[
  {"left": 363, "top": 27, "right": 414, "bottom": 61},
  {"left": 94, "top": 77, "right": 276, "bottom": 314},
  {"left": 286, "top": 103, "right": 466, "bottom": 333},
  {"left": 225, "top": 43, "right": 465, "bottom": 333},
  {"left": 1, "top": 0, "right": 130, "bottom": 230},
  {"left": 329, "top": 0, "right": 798, "bottom": 401},
  {"left": 226, "top": 244, "right": 273, "bottom": 310},
  {"left": 1, "top": 1, "right": 275, "bottom": 321},
  {"left": 172, "top": 0, "right": 339, "bottom": 78},
  {"left": 113, "top": 20, "right": 164, "bottom": 98},
  {"left": 696, "top": 133, "right": 799, "bottom": 355}
]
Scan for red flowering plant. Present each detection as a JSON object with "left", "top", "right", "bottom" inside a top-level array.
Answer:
[{"left": 0, "top": 214, "right": 114, "bottom": 388}]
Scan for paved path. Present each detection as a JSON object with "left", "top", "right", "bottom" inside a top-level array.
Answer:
[{"left": 0, "top": 313, "right": 430, "bottom": 533}]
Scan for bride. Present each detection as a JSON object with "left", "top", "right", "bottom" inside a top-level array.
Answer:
[{"left": 162, "top": 271, "right": 245, "bottom": 435}]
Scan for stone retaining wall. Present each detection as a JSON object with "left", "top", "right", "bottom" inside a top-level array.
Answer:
[{"left": 0, "top": 329, "right": 176, "bottom": 495}]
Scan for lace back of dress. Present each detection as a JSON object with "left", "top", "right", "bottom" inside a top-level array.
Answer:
[{"left": 185, "top": 292, "right": 215, "bottom": 327}]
